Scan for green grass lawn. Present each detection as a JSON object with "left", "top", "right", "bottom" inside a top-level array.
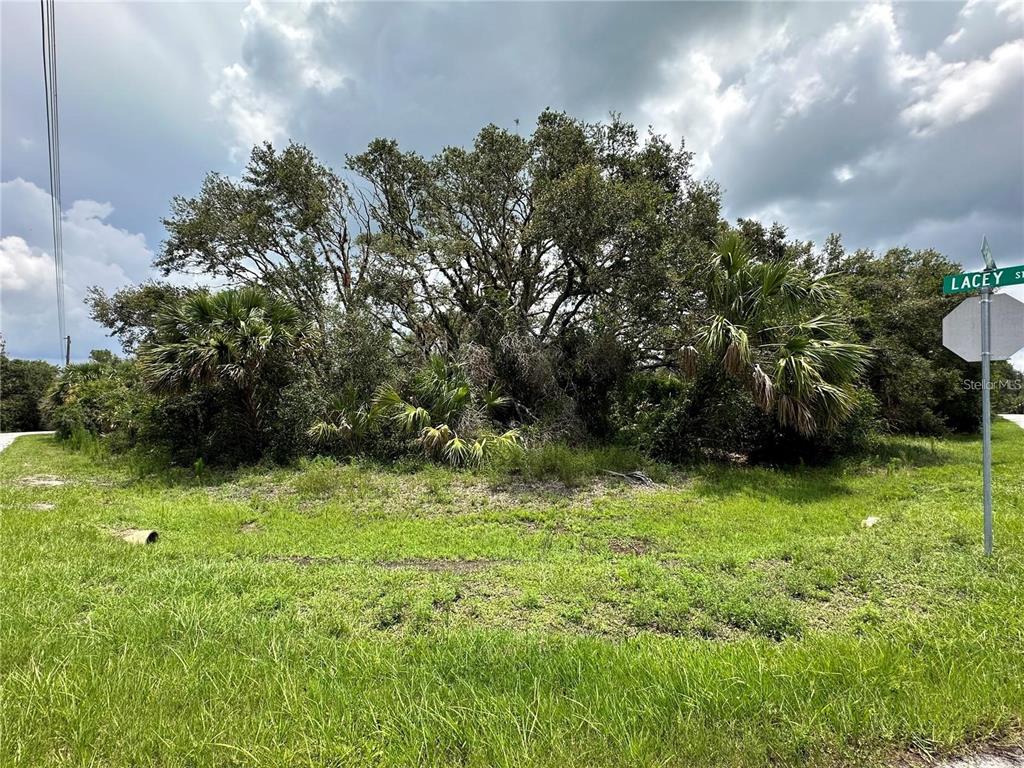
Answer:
[{"left": 2, "top": 424, "right": 1023, "bottom": 767}]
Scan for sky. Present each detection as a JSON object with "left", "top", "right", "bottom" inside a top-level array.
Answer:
[{"left": 1, "top": 0, "right": 1022, "bottom": 367}]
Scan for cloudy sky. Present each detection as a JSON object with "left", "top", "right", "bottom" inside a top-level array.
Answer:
[{"left": 1, "top": 0, "right": 1022, "bottom": 365}]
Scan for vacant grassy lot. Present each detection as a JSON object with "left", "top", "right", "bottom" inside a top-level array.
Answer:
[{"left": 2, "top": 424, "right": 1023, "bottom": 767}]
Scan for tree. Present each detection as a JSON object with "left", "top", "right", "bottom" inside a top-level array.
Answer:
[
  {"left": 994, "top": 364, "right": 1024, "bottom": 414},
  {"left": 86, "top": 281, "right": 194, "bottom": 353},
  {"left": 141, "top": 288, "right": 315, "bottom": 453},
  {"left": 685, "top": 231, "right": 869, "bottom": 436},
  {"left": 348, "top": 111, "right": 712, "bottom": 361},
  {"left": 158, "top": 143, "right": 369, "bottom": 334},
  {"left": 41, "top": 352, "right": 146, "bottom": 441},
  {"left": 0, "top": 343, "right": 57, "bottom": 431},
  {"left": 829, "top": 242, "right": 981, "bottom": 433}
]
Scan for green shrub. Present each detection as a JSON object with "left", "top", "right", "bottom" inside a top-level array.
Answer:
[
  {"left": 612, "top": 369, "right": 768, "bottom": 463},
  {"left": 613, "top": 369, "right": 882, "bottom": 466},
  {"left": 0, "top": 353, "right": 57, "bottom": 431},
  {"left": 42, "top": 353, "right": 153, "bottom": 449},
  {"left": 748, "top": 387, "right": 883, "bottom": 465},
  {"left": 553, "top": 328, "right": 635, "bottom": 438},
  {"left": 318, "top": 355, "right": 520, "bottom": 468}
]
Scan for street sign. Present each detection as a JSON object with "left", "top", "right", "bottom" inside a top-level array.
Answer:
[
  {"left": 943, "top": 264, "right": 1024, "bottom": 294},
  {"left": 942, "top": 293, "right": 1024, "bottom": 362},
  {"left": 943, "top": 239, "right": 1022, "bottom": 557},
  {"left": 981, "top": 237, "right": 996, "bottom": 270}
]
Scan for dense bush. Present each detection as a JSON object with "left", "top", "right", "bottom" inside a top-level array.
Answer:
[
  {"left": 994, "top": 366, "right": 1024, "bottom": 414},
  {"left": 612, "top": 369, "right": 880, "bottom": 465},
  {"left": 612, "top": 370, "right": 766, "bottom": 463},
  {"left": 0, "top": 352, "right": 57, "bottom": 431},
  {"left": 746, "top": 387, "right": 882, "bottom": 465},
  {"left": 42, "top": 353, "right": 153, "bottom": 451},
  {"left": 140, "top": 287, "right": 315, "bottom": 462},
  {"left": 830, "top": 244, "right": 980, "bottom": 434},
  {"left": 266, "top": 311, "right": 397, "bottom": 463},
  {"left": 311, "top": 355, "right": 520, "bottom": 466},
  {"left": 56, "top": 112, "right": 1000, "bottom": 471}
]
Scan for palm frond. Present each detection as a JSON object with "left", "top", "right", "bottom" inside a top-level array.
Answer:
[
  {"left": 750, "top": 364, "right": 775, "bottom": 410},
  {"left": 308, "top": 419, "right": 351, "bottom": 444},
  {"left": 395, "top": 403, "right": 432, "bottom": 432},
  {"left": 420, "top": 424, "right": 453, "bottom": 456},
  {"left": 443, "top": 434, "right": 472, "bottom": 466},
  {"left": 678, "top": 345, "right": 699, "bottom": 378},
  {"left": 481, "top": 384, "right": 512, "bottom": 416}
]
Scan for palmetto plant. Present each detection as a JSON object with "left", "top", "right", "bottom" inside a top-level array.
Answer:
[
  {"left": 142, "top": 288, "right": 315, "bottom": 437},
  {"left": 306, "top": 384, "right": 372, "bottom": 448},
  {"left": 690, "top": 232, "right": 869, "bottom": 435},
  {"left": 368, "top": 355, "right": 518, "bottom": 466}
]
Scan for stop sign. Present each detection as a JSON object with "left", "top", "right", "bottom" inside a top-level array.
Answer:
[{"left": 942, "top": 292, "right": 1024, "bottom": 362}]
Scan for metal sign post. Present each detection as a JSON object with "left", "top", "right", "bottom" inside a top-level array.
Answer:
[
  {"left": 979, "top": 286, "right": 993, "bottom": 556},
  {"left": 941, "top": 239, "right": 1024, "bottom": 557}
]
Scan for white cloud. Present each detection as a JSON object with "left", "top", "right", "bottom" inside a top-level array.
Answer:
[
  {"left": 634, "top": 0, "right": 1022, "bottom": 266},
  {"left": 640, "top": 3, "right": 916, "bottom": 188},
  {"left": 211, "top": 63, "right": 289, "bottom": 157},
  {"left": 944, "top": 27, "right": 966, "bottom": 47},
  {"left": 640, "top": 51, "right": 749, "bottom": 175},
  {"left": 782, "top": 73, "right": 834, "bottom": 121},
  {"left": 0, "top": 179, "right": 154, "bottom": 362},
  {"left": 0, "top": 236, "right": 53, "bottom": 292},
  {"left": 902, "top": 39, "right": 1024, "bottom": 135},
  {"left": 961, "top": 0, "right": 1023, "bottom": 24},
  {"left": 211, "top": 0, "right": 345, "bottom": 158}
]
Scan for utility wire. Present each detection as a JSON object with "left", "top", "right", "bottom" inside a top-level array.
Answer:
[
  {"left": 48, "top": 0, "right": 65, "bottom": 334},
  {"left": 40, "top": 0, "right": 67, "bottom": 361}
]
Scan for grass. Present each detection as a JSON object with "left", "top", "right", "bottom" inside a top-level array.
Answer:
[{"left": 1, "top": 422, "right": 1023, "bottom": 766}]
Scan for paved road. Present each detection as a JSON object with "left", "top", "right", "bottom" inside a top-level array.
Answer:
[
  {"left": 1001, "top": 414, "right": 1024, "bottom": 430},
  {"left": 0, "top": 431, "right": 55, "bottom": 453},
  {"left": 936, "top": 750, "right": 1024, "bottom": 768}
]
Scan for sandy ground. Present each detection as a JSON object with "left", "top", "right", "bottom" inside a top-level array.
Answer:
[{"left": 930, "top": 750, "right": 1024, "bottom": 768}]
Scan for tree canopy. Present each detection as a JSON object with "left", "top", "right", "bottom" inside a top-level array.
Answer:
[{"left": 68, "top": 110, "right": 997, "bottom": 466}]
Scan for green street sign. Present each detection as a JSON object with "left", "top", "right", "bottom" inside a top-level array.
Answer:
[{"left": 943, "top": 265, "right": 1024, "bottom": 295}]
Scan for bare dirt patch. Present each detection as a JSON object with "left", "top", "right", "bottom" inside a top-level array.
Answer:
[
  {"left": 28, "top": 502, "right": 56, "bottom": 511},
  {"left": 262, "top": 554, "right": 504, "bottom": 572},
  {"left": 20, "top": 475, "right": 66, "bottom": 487},
  {"left": 378, "top": 558, "right": 499, "bottom": 573},
  {"left": 609, "top": 537, "right": 652, "bottom": 556},
  {"left": 239, "top": 520, "right": 262, "bottom": 534}
]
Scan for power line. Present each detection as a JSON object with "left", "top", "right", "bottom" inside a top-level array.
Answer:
[
  {"left": 40, "top": 0, "right": 67, "bottom": 362},
  {"left": 48, "top": 0, "right": 65, "bottom": 341}
]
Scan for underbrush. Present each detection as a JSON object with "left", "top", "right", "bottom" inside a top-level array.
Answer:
[
  {"left": 53, "top": 426, "right": 959, "bottom": 496},
  {"left": 487, "top": 442, "right": 672, "bottom": 486}
]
